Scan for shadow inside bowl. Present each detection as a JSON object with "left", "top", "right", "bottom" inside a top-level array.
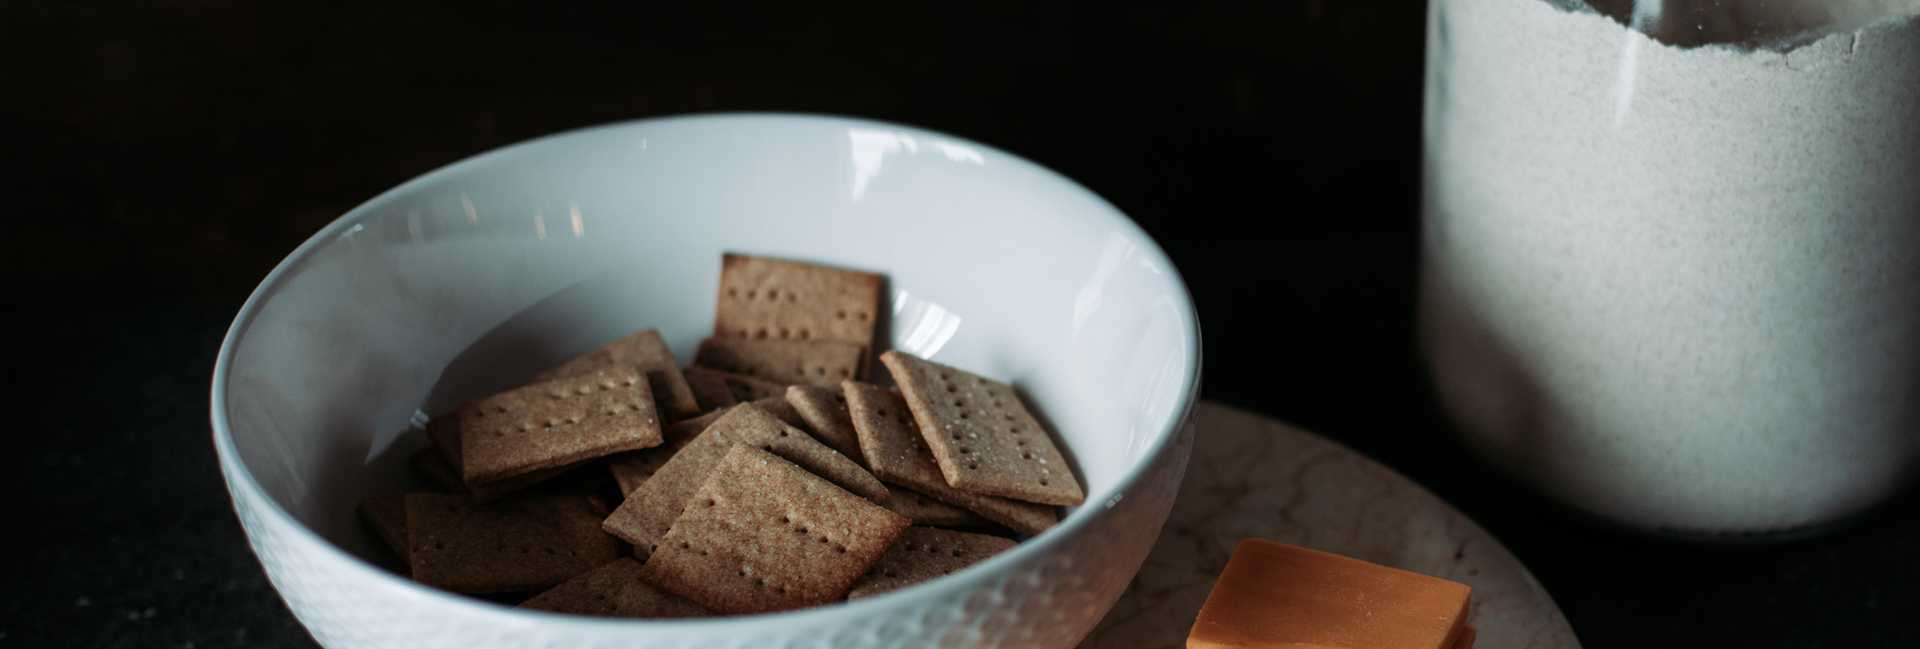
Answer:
[{"left": 422, "top": 266, "right": 701, "bottom": 417}]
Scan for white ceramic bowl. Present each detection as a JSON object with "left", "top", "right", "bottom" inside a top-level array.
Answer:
[{"left": 210, "top": 113, "right": 1201, "bottom": 649}]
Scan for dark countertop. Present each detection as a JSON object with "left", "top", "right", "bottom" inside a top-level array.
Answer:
[{"left": 7, "top": 2, "right": 1915, "bottom": 647}]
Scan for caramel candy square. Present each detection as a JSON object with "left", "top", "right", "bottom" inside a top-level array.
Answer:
[{"left": 1188, "top": 540, "right": 1471, "bottom": 649}]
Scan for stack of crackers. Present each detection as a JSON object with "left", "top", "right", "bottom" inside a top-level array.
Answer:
[{"left": 358, "top": 254, "right": 1085, "bottom": 617}]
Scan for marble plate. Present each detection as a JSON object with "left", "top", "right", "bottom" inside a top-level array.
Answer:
[{"left": 1081, "top": 402, "right": 1582, "bottom": 649}]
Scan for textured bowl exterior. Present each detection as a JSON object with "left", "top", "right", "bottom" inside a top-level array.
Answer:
[
  {"left": 222, "top": 419, "right": 1192, "bottom": 649},
  {"left": 211, "top": 113, "right": 1201, "bottom": 648}
]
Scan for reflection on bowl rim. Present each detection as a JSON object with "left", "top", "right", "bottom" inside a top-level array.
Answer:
[{"left": 208, "top": 111, "right": 1202, "bottom": 629}]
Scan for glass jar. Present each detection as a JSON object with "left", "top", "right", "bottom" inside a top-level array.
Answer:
[{"left": 1420, "top": 0, "right": 1920, "bottom": 536}]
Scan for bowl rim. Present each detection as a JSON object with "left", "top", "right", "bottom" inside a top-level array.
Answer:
[{"left": 208, "top": 111, "right": 1203, "bottom": 632}]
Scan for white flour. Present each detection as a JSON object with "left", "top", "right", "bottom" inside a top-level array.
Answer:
[{"left": 1421, "top": 0, "right": 1920, "bottom": 533}]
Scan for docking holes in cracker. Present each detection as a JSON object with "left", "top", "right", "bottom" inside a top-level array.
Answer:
[
  {"left": 697, "top": 337, "right": 864, "bottom": 388},
  {"left": 636, "top": 445, "right": 908, "bottom": 614},
  {"left": 601, "top": 404, "right": 886, "bottom": 557},
  {"left": 842, "top": 380, "right": 1061, "bottom": 536},
  {"left": 459, "top": 368, "right": 663, "bottom": 485},
  {"left": 713, "top": 253, "right": 883, "bottom": 353},
  {"left": 532, "top": 329, "right": 702, "bottom": 421},
  {"left": 881, "top": 351, "right": 1085, "bottom": 506}
]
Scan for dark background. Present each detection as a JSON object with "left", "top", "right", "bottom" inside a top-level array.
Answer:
[{"left": 6, "top": 2, "right": 1915, "bottom": 648}]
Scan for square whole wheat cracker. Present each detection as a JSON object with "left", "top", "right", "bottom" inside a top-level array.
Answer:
[
  {"left": 460, "top": 367, "right": 663, "bottom": 484},
  {"left": 784, "top": 384, "right": 864, "bottom": 461},
  {"left": 531, "top": 329, "right": 703, "bottom": 421},
  {"left": 683, "top": 366, "right": 789, "bottom": 411},
  {"left": 602, "top": 404, "right": 887, "bottom": 556},
  {"left": 606, "top": 396, "right": 807, "bottom": 496},
  {"left": 847, "top": 527, "right": 1016, "bottom": 599},
  {"left": 405, "top": 493, "right": 621, "bottom": 594},
  {"left": 712, "top": 253, "right": 883, "bottom": 353},
  {"left": 637, "top": 445, "right": 909, "bottom": 614},
  {"left": 696, "top": 337, "right": 865, "bottom": 388},
  {"left": 420, "top": 418, "right": 571, "bottom": 502},
  {"left": 842, "top": 381, "right": 1060, "bottom": 536},
  {"left": 840, "top": 382, "right": 1059, "bottom": 533},
  {"left": 875, "top": 486, "right": 991, "bottom": 529},
  {"left": 357, "top": 494, "right": 410, "bottom": 560},
  {"left": 519, "top": 557, "right": 709, "bottom": 618},
  {"left": 880, "top": 351, "right": 1085, "bottom": 506},
  {"left": 415, "top": 448, "right": 575, "bottom": 503}
]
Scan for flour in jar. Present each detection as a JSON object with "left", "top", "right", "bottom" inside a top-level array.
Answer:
[{"left": 1420, "top": 0, "right": 1920, "bottom": 532}]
